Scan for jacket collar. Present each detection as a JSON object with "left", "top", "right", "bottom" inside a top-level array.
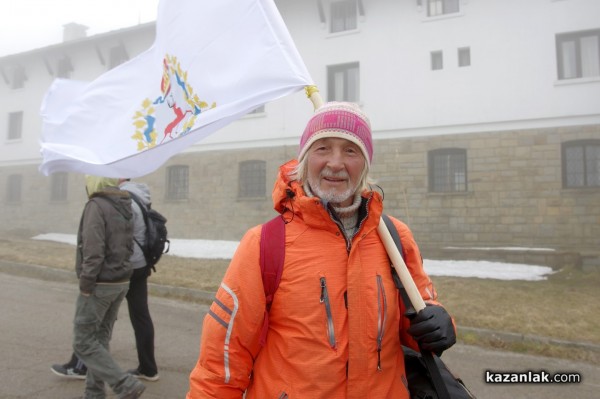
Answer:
[{"left": 272, "top": 160, "right": 383, "bottom": 236}]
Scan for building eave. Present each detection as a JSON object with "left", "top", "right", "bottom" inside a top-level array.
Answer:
[{"left": 0, "top": 21, "right": 156, "bottom": 63}]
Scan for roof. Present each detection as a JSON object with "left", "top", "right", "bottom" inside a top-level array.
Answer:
[{"left": 0, "top": 21, "right": 156, "bottom": 62}]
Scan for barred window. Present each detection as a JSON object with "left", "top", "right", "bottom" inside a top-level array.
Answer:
[
  {"left": 166, "top": 165, "right": 189, "bottom": 200},
  {"left": 428, "top": 148, "right": 467, "bottom": 192},
  {"left": 238, "top": 160, "right": 266, "bottom": 198},
  {"left": 6, "top": 174, "right": 22, "bottom": 203},
  {"left": 562, "top": 140, "right": 600, "bottom": 188},
  {"left": 50, "top": 172, "right": 69, "bottom": 202}
]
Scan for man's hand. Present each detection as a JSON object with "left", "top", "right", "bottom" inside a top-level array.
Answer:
[
  {"left": 407, "top": 304, "right": 456, "bottom": 354},
  {"left": 80, "top": 291, "right": 91, "bottom": 297}
]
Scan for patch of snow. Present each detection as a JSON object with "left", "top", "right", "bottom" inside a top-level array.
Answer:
[
  {"left": 444, "top": 246, "right": 556, "bottom": 252},
  {"left": 424, "top": 259, "right": 553, "bottom": 281},
  {"left": 32, "top": 233, "right": 554, "bottom": 281}
]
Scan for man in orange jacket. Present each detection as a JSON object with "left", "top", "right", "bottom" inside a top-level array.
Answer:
[{"left": 187, "top": 102, "right": 456, "bottom": 398}]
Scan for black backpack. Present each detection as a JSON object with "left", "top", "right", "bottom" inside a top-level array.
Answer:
[{"left": 129, "top": 192, "right": 170, "bottom": 272}]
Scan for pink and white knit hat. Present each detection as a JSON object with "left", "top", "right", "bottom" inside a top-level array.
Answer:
[{"left": 298, "top": 102, "right": 373, "bottom": 166}]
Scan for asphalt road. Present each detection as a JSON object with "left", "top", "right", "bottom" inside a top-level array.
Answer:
[{"left": 1, "top": 272, "right": 598, "bottom": 398}]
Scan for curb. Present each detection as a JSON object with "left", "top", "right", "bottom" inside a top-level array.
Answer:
[
  {"left": 2, "top": 259, "right": 599, "bottom": 355},
  {"left": 458, "top": 326, "right": 600, "bottom": 354}
]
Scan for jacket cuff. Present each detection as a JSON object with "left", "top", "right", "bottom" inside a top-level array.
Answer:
[{"left": 79, "top": 277, "right": 95, "bottom": 294}]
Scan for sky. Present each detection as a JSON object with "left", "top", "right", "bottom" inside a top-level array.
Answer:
[
  {"left": 0, "top": 0, "right": 160, "bottom": 57},
  {"left": 32, "top": 233, "right": 555, "bottom": 281}
]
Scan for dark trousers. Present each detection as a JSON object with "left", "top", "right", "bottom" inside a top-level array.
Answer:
[{"left": 127, "top": 267, "right": 158, "bottom": 376}]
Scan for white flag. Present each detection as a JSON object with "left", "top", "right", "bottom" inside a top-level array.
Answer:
[{"left": 40, "top": 0, "right": 313, "bottom": 178}]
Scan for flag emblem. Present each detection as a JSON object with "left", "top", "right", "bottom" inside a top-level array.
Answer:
[
  {"left": 40, "top": 0, "right": 313, "bottom": 178},
  {"left": 131, "top": 54, "right": 216, "bottom": 151}
]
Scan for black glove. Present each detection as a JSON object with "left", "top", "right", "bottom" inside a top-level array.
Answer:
[{"left": 407, "top": 304, "right": 456, "bottom": 354}]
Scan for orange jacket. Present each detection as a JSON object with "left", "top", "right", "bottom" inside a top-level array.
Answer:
[{"left": 188, "top": 160, "right": 441, "bottom": 399}]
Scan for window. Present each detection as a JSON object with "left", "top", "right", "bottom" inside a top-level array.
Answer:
[
  {"left": 458, "top": 47, "right": 471, "bottom": 67},
  {"left": 56, "top": 56, "right": 73, "bottom": 78},
  {"left": 7, "top": 111, "right": 23, "bottom": 140},
  {"left": 6, "top": 174, "right": 22, "bottom": 203},
  {"left": 238, "top": 160, "right": 266, "bottom": 198},
  {"left": 427, "top": 0, "right": 459, "bottom": 17},
  {"left": 248, "top": 105, "right": 265, "bottom": 114},
  {"left": 428, "top": 148, "right": 467, "bottom": 193},
  {"left": 327, "top": 62, "right": 360, "bottom": 102},
  {"left": 318, "top": 0, "right": 326, "bottom": 23},
  {"left": 431, "top": 51, "right": 443, "bottom": 70},
  {"left": 330, "top": 0, "right": 357, "bottom": 33},
  {"left": 108, "top": 44, "right": 129, "bottom": 69},
  {"left": 562, "top": 140, "right": 600, "bottom": 188},
  {"left": 50, "top": 172, "right": 69, "bottom": 201},
  {"left": 11, "top": 66, "right": 27, "bottom": 89},
  {"left": 556, "top": 29, "right": 600, "bottom": 80},
  {"left": 166, "top": 165, "right": 189, "bottom": 200}
]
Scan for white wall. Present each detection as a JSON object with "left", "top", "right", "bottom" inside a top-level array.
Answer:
[
  {"left": 1, "top": 0, "right": 599, "bottom": 163},
  {"left": 198, "top": 0, "right": 600, "bottom": 149}
]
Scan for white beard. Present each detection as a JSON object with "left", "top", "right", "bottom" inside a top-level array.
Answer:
[{"left": 307, "top": 169, "right": 357, "bottom": 206}]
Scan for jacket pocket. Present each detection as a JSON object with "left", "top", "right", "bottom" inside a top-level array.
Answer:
[
  {"left": 319, "top": 277, "right": 337, "bottom": 349},
  {"left": 376, "top": 274, "right": 388, "bottom": 371}
]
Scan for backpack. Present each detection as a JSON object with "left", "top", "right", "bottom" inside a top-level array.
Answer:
[
  {"left": 258, "top": 215, "right": 286, "bottom": 346},
  {"left": 129, "top": 192, "right": 170, "bottom": 272}
]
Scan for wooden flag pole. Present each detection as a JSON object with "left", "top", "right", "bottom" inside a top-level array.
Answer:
[
  {"left": 305, "top": 85, "right": 324, "bottom": 110},
  {"left": 377, "top": 217, "right": 426, "bottom": 312}
]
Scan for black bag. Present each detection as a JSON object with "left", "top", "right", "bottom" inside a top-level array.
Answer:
[
  {"left": 403, "top": 346, "right": 476, "bottom": 399},
  {"left": 129, "top": 192, "right": 170, "bottom": 272},
  {"left": 381, "top": 215, "right": 476, "bottom": 399}
]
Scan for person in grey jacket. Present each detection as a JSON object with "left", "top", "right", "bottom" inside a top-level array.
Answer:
[
  {"left": 119, "top": 179, "right": 159, "bottom": 381},
  {"left": 52, "top": 179, "right": 159, "bottom": 383},
  {"left": 72, "top": 176, "right": 145, "bottom": 399}
]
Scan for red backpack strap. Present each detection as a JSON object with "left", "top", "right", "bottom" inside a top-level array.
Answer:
[{"left": 259, "top": 215, "right": 286, "bottom": 346}]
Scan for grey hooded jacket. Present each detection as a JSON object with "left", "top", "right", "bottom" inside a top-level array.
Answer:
[
  {"left": 76, "top": 186, "right": 134, "bottom": 293},
  {"left": 120, "top": 181, "right": 152, "bottom": 269}
]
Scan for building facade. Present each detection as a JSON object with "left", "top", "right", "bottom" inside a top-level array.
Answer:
[{"left": 1, "top": 0, "right": 599, "bottom": 260}]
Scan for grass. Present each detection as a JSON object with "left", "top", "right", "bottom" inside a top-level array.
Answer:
[
  {"left": 433, "top": 272, "right": 600, "bottom": 364},
  {"left": 1, "top": 233, "right": 598, "bottom": 364}
]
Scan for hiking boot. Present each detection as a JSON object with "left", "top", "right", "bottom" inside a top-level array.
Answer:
[
  {"left": 50, "top": 363, "right": 87, "bottom": 380},
  {"left": 127, "top": 368, "right": 160, "bottom": 382},
  {"left": 119, "top": 381, "right": 146, "bottom": 399}
]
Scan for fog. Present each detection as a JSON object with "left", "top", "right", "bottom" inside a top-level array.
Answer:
[{"left": 0, "top": 0, "right": 159, "bottom": 57}]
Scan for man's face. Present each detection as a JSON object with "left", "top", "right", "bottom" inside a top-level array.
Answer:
[{"left": 306, "top": 137, "right": 365, "bottom": 207}]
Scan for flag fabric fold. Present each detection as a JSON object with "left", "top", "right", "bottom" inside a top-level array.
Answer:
[{"left": 40, "top": 0, "right": 313, "bottom": 178}]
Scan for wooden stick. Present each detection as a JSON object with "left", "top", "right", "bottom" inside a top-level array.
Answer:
[
  {"left": 305, "top": 85, "right": 324, "bottom": 110},
  {"left": 377, "top": 217, "right": 426, "bottom": 312}
]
